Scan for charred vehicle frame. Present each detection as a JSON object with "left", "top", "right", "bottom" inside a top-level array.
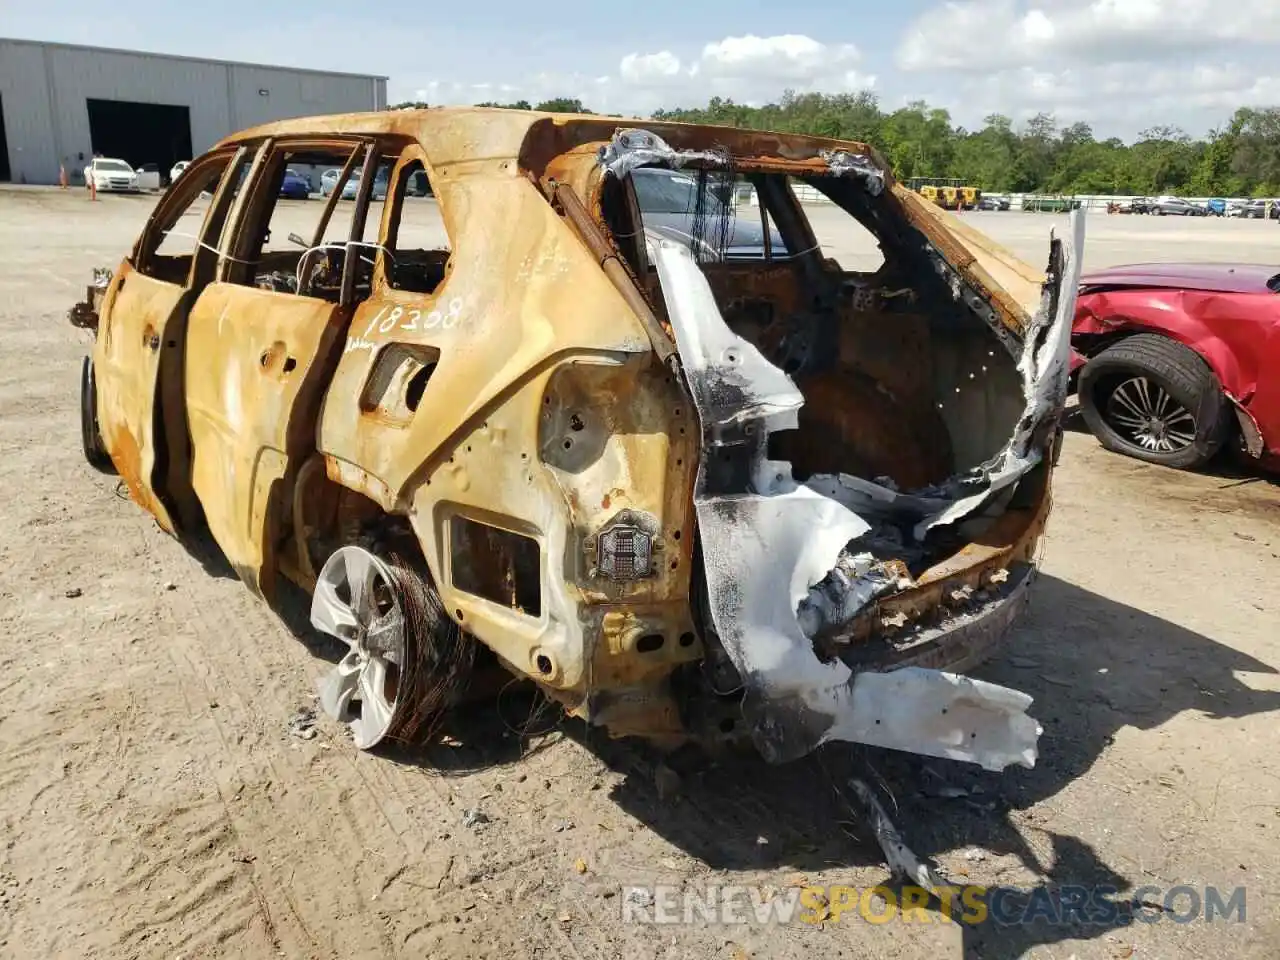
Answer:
[{"left": 70, "top": 108, "right": 1084, "bottom": 773}]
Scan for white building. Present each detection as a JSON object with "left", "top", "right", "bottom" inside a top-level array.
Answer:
[{"left": 0, "top": 38, "right": 387, "bottom": 185}]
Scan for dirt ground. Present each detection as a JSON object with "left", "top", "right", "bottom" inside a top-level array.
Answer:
[{"left": 1, "top": 187, "right": 1279, "bottom": 960}]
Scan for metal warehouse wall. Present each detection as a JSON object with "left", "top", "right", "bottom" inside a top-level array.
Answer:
[{"left": 0, "top": 38, "right": 387, "bottom": 184}]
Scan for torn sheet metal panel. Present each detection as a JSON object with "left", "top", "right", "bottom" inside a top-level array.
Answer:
[
  {"left": 653, "top": 239, "right": 1042, "bottom": 768},
  {"left": 652, "top": 238, "right": 869, "bottom": 758},
  {"left": 805, "top": 471, "right": 951, "bottom": 522},
  {"left": 649, "top": 239, "right": 804, "bottom": 436},
  {"left": 694, "top": 486, "right": 870, "bottom": 753},
  {"left": 829, "top": 668, "right": 1041, "bottom": 772},
  {"left": 913, "top": 209, "right": 1085, "bottom": 540}
]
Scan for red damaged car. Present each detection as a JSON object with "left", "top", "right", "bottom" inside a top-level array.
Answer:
[{"left": 1070, "top": 262, "right": 1280, "bottom": 471}]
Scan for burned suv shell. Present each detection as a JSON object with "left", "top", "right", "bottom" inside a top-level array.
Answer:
[{"left": 70, "top": 108, "right": 1083, "bottom": 772}]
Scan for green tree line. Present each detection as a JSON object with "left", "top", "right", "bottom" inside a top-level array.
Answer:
[{"left": 389, "top": 92, "right": 1280, "bottom": 196}]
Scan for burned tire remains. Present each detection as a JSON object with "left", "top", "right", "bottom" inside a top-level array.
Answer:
[{"left": 79, "top": 356, "right": 114, "bottom": 474}]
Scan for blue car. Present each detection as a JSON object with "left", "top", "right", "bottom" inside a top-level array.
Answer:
[{"left": 279, "top": 168, "right": 311, "bottom": 200}]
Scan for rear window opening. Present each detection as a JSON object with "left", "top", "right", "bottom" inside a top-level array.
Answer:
[{"left": 600, "top": 162, "right": 1029, "bottom": 574}]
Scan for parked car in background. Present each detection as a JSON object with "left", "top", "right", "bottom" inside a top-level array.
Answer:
[
  {"left": 1239, "top": 199, "right": 1280, "bottom": 220},
  {"left": 1225, "top": 200, "right": 1246, "bottom": 218},
  {"left": 169, "top": 160, "right": 190, "bottom": 184},
  {"left": 406, "top": 169, "right": 432, "bottom": 197},
  {"left": 1070, "top": 262, "right": 1280, "bottom": 471},
  {"left": 1023, "top": 196, "right": 1081, "bottom": 212},
  {"left": 1129, "top": 197, "right": 1153, "bottom": 214},
  {"left": 1150, "top": 196, "right": 1206, "bottom": 216},
  {"left": 134, "top": 163, "right": 162, "bottom": 191},
  {"left": 340, "top": 166, "right": 389, "bottom": 200},
  {"left": 83, "top": 158, "right": 139, "bottom": 193},
  {"left": 320, "top": 166, "right": 406, "bottom": 199},
  {"left": 279, "top": 168, "right": 312, "bottom": 199},
  {"left": 977, "top": 195, "right": 1010, "bottom": 211},
  {"left": 630, "top": 166, "right": 789, "bottom": 262}
]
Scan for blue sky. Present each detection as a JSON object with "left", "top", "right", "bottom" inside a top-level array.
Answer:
[{"left": 6, "top": 1, "right": 1279, "bottom": 139}]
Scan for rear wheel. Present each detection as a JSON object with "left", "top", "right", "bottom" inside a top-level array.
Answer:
[
  {"left": 310, "top": 544, "right": 474, "bottom": 750},
  {"left": 1078, "top": 334, "right": 1231, "bottom": 470},
  {"left": 80, "top": 356, "right": 115, "bottom": 474}
]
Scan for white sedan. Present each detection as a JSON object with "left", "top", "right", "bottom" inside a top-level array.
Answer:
[
  {"left": 82, "top": 158, "right": 139, "bottom": 193},
  {"left": 170, "top": 160, "right": 190, "bottom": 184}
]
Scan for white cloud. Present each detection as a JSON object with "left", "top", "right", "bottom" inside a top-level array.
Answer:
[
  {"left": 897, "top": 0, "right": 1280, "bottom": 72},
  {"left": 699, "top": 34, "right": 856, "bottom": 79},
  {"left": 620, "top": 51, "right": 682, "bottom": 84},
  {"left": 894, "top": 0, "right": 1280, "bottom": 136},
  {"left": 406, "top": 34, "right": 876, "bottom": 117},
  {"left": 695, "top": 34, "right": 866, "bottom": 91},
  {"left": 613, "top": 34, "right": 875, "bottom": 112},
  {"left": 911, "top": 60, "right": 1280, "bottom": 135},
  {"left": 412, "top": 70, "right": 609, "bottom": 109}
]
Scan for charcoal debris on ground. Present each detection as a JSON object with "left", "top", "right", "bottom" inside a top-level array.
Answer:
[{"left": 288, "top": 708, "right": 318, "bottom": 740}]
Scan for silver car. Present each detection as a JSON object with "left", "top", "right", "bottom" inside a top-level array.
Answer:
[
  {"left": 1240, "top": 199, "right": 1279, "bottom": 220},
  {"left": 1151, "top": 196, "right": 1206, "bottom": 216},
  {"left": 340, "top": 166, "right": 389, "bottom": 201}
]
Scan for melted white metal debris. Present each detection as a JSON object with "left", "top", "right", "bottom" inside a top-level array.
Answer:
[
  {"left": 650, "top": 209, "right": 1083, "bottom": 768},
  {"left": 598, "top": 129, "right": 728, "bottom": 181},
  {"left": 829, "top": 668, "right": 1042, "bottom": 771}
]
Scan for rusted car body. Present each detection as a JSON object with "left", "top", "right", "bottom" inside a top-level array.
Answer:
[
  {"left": 71, "top": 108, "right": 1083, "bottom": 770},
  {"left": 1071, "top": 262, "right": 1280, "bottom": 472}
]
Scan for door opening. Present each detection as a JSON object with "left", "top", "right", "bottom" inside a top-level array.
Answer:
[
  {"left": 86, "top": 98, "right": 193, "bottom": 177},
  {"left": 0, "top": 94, "right": 11, "bottom": 182}
]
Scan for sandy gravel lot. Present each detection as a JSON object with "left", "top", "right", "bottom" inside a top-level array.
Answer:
[{"left": 1, "top": 188, "right": 1278, "bottom": 960}]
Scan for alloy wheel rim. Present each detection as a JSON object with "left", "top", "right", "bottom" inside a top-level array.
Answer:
[
  {"left": 310, "top": 545, "right": 406, "bottom": 748},
  {"left": 1104, "top": 376, "right": 1197, "bottom": 454}
]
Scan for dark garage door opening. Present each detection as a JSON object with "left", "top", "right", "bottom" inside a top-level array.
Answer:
[
  {"left": 86, "top": 98, "right": 192, "bottom": 180},
  {"left": 0, "top": 94, "right": 11, "bottom": 182}
]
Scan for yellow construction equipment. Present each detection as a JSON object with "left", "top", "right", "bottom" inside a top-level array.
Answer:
[{"left": 907, "top": 177, "right": 980, "bottom": 211}]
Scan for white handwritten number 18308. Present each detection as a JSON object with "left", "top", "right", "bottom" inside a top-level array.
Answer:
[{"left": 363, "top": 298, "right": 465, "bottom": 336}]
